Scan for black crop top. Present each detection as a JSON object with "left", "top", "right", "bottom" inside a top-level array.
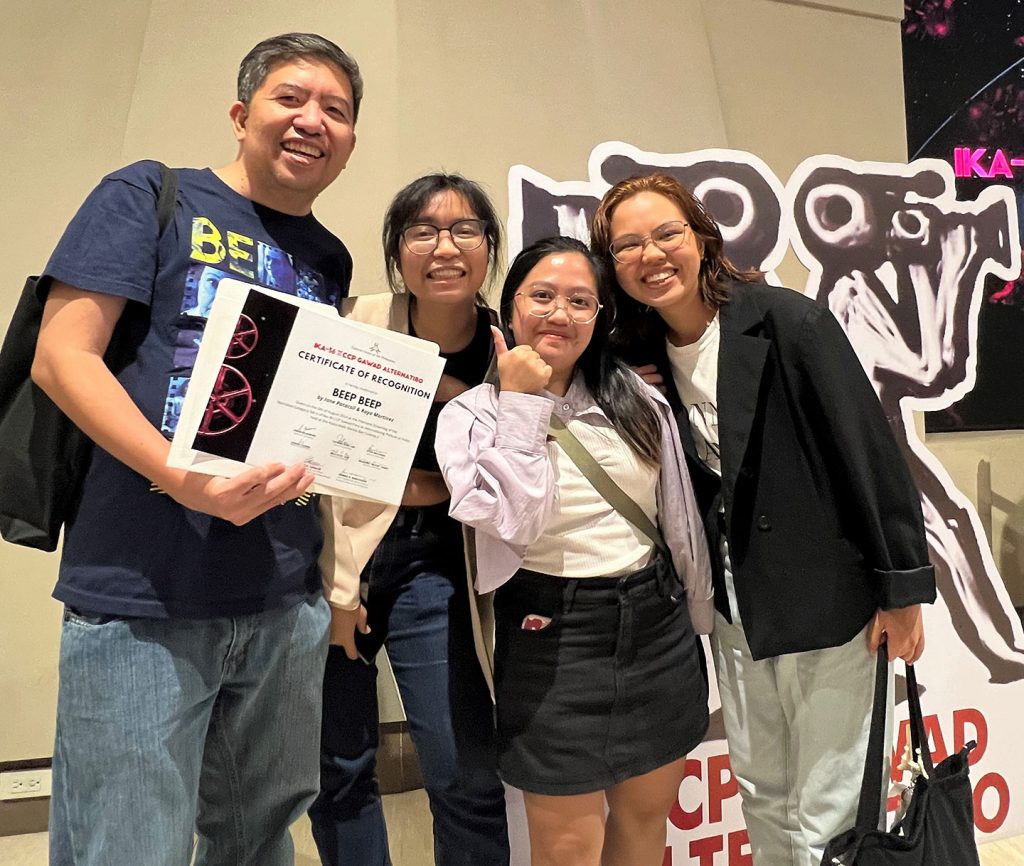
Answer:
[{"left": 410, "top": 306, "right": 494, "bottom": 472}]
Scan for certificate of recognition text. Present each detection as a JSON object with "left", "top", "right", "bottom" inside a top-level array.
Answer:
[{"left": 168, "top": 280, "right": 446, "bottom": 505}]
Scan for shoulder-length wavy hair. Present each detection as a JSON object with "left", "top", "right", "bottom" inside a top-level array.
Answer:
[
  {"left": 496, "top": 236, "right": 662, "bottom": 467},
  {"left": 590, "top": 173, "right": 760, "bottom": 352}
]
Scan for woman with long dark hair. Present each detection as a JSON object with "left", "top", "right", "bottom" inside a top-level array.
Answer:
[
  {"left": 591, "top": 173, "right": 935, "bottom": 866},
  {"left": 310, "top": 174, "right": 510, "bottom": 866},
  {"left": 436, "top": 236, "right": 712, "bottom": 866}
]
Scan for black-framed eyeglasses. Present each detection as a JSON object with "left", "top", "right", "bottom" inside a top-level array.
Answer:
[
  {"left": 514, "top": 287, "right": 603, "bottom": 325},
  {"left": 608, "top": 220, "right": 690, "bottom": 264},
  {"left": 401, "top": 219, "right": 487, "bottom": 255}
]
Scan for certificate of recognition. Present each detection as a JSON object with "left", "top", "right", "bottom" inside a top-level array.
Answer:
[{"left": 168, "top": 280, "right": 446, "bottom": 505}]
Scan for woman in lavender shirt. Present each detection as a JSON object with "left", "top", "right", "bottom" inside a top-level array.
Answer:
[{"left": 435, "top": 236, "right": 713, "bottom": 866}]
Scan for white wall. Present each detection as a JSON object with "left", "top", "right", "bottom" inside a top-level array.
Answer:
[{"left": 3, "top": 0, "right": 1019, "bottom": 773}]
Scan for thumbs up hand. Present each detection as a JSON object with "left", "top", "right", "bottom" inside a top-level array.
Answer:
[{"left": 491, "top": 326, "right": 552, "bottom": 394}]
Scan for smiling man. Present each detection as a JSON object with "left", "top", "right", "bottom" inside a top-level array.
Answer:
[{"left": 31, "top": 33, "right": 361, "bottom": 866}]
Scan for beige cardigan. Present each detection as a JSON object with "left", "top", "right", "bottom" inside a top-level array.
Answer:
[
  {"left": 317, "top": 292, "right": 407, "bottom": 613},
  {"left": 317, "top": 292, "right": 497, "bottom": 696}
]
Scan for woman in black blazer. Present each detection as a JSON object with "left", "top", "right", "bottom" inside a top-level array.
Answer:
[{"left": 591, "top": 173, "right": 936, "bottom": 866}]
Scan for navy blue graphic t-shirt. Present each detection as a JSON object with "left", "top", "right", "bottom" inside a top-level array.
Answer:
[{"left": 41, "top": 160, "right": 352, "bottom": 618}]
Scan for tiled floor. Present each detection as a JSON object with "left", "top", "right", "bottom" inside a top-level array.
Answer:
[
  {"left": 1, "top": 791, "right": 1022, "bottom": 865},
  {"left": 0, "top": 792, "right": 431, "bottom": 866}
]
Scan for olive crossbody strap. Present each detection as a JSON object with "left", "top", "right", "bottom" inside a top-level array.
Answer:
[{"left": 547, "top": 414, "right": 667, "bottom": 556}]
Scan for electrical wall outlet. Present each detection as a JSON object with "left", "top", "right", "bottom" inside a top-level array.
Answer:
[{"left": 0, "top": 768, "right": 52, "bottom": 800}]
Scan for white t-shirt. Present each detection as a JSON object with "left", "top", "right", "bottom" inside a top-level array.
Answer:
[
  {"left": 665, "top": 315, "right": 741, "bottom": 623},
  {"left": 666, "top": 314, "right": 722, "bottom": 474}
]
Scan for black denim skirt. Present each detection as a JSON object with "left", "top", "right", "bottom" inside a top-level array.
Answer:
[{"left": 492, "top": 556, "right": 709, "bottom": 795}]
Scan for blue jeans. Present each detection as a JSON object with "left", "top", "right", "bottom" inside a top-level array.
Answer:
[
  {"left": 49, "top": 595, "right": 330, "bottom": 866},
  {"left": 310, "top": 507, "right": 509, "bottom": 866}
]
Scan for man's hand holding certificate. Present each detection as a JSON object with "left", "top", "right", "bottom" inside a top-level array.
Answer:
[{"left": 168, "top": 280, "right": 446, "bottom": 505}]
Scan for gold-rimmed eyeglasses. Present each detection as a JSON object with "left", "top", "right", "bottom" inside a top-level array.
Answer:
[
  {"left": 608, "top": 220, "right": 690, "bottom": 264},
  {"left": 514, "top": 287, "right": 603, "bottom": 325}
]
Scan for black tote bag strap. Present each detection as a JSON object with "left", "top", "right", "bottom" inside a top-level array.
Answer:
[
  {"left": 854, "top": 646, "right": 890, "bottom": 831},
  {"left": 904, "top": 663, "right": 935, "bottom": 776},
  {"left": 155, "top": 162, "right": 177, "bottom": 235},
  {"left": 547, "top": 414, "right": 668, "bottom": 555},
  {"left": 854, "top": 645, "right": 930, "bottom": 832},
  {"left": 105, "top": 162, "right": 177, "bottom": 370}
]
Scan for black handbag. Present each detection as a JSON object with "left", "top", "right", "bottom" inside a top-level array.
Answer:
[
  {"left": 0, "top": 163, "right": 177, "bottom": 551},
  {"left": 821, "top": 646, "right": 981, "bottom": 865}
]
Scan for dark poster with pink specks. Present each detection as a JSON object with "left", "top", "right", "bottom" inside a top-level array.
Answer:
[{"left": 904, "top": 1, "right": 1024, "bottom": 430}]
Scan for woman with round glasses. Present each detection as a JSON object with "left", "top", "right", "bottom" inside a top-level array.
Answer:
[
  {"left": 591, "top": 174, "right": 934, "bottom": 866},
  {"left": 311, "top": 174, "right": 510, "bottom": 866},
  {"left": 436, "top": 236, "right": 712, "bottom": 866}
]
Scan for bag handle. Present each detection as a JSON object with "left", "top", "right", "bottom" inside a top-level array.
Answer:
[
  {"left": 547, "top": 414, "right": 667, "bottom": 555},
  {"left": 155, "top": 162, "right": 177, "bottom": 235},
  {"left": 104, "top": 163, "right": 177, "bottom": 371},
  {"left": 854, "top": 647, "right": 890, "bottom": 831},
  {"left": 854, "top": 644, "right": 930, "bottom": 832},
  {"left": 904, "top": 663, "right": 934, "bottom": 776}
]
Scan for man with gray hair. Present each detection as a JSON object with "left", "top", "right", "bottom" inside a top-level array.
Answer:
[{"left": 32, "top": 32, "right": 361, "bottom": 865}]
